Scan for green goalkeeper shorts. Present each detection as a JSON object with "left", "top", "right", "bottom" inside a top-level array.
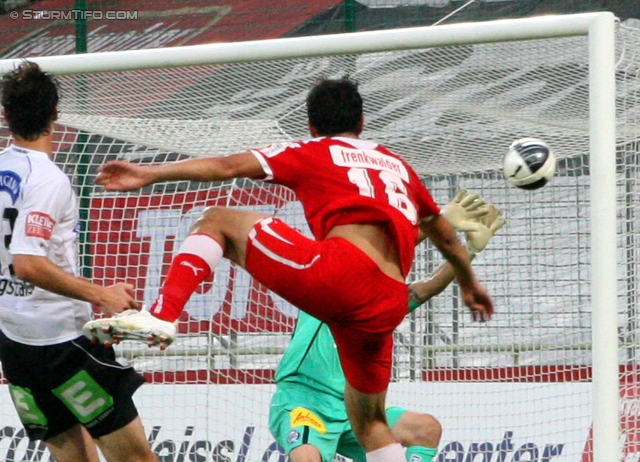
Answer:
[{"left": 269, "top": 386, "right": 407, "bottom": 462}]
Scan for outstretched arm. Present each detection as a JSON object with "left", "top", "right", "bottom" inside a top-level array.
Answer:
[
  {"left": 413, "top": 193, "right": 505, "bottom": 320},
  {"left": 420, "top": 214, "right": 480, "bottom": 289},
  {"left": 408, "top": 254, "right": 475, "bottom": 312},
  {"left": 95, "top": 151, "right": 266, "bottom": 191},
  {"left": 422, "top": 219, "right": 492, "bottom": 320}
]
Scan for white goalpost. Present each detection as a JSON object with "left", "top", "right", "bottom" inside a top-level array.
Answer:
[{"left": 0, "top": 12, "right": 634, "bottom": 462}]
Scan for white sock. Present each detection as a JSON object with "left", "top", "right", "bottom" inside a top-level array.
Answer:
[
  {"left": 176, "top": 233, "right": 223, "bottom": 271},
  {"left": 366, "top": 443, "right": 405, "bottom": 462}
]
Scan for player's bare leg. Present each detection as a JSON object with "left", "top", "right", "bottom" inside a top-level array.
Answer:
[
  {"left": 391, "top": 411, "right": 441, "bottom": 448},
  {"left": 344, "top": 382, "right": 405, "bottom": 461},
  {"left": 145, "top": 206, "right": 267, "bottom": 324},
  {"left": 188, "top": 206, "right": 268, "bottom": 266},
  {"left": 45, "top": 424, "right": 100, "bottom": 462},
  {"left": 84, "top": 207, "right": 268, "bottom": 347},
  {"left": 96, "top": 417, "right": 158, "bottom": 462},
  {"left": 391, "top": 411, "right": 441, "bottom": 462},
  {"left": 289, "top": 444, "right": 323, "bottom": 462}
]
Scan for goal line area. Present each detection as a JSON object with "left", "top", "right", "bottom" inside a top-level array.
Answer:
[{"left": 0, "top": 12, "right": 638, "bottom": 462}]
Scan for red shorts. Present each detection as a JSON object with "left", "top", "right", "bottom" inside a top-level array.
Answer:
[{"left": 245, "top": 217, "right": 408, "bottom": 394}]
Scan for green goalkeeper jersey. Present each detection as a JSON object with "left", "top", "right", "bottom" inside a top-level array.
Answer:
[
  {"left": 274, "top": 310, "right": 346, "bottom": 399},
  {"left": 275, "top": 299, "right": 416, "bottom": 396}
]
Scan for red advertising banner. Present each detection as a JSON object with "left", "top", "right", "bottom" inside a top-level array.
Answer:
[{"left": 89, "top": 187, "right": 298, "bottom": 335}]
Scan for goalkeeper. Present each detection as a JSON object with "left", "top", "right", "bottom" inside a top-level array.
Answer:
[{"left": 270, "top": 190, "right": 505, "bottom": 462}]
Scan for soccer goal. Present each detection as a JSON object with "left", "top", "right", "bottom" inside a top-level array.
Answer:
[{"left": 0, "top": 12, "right": 636, "bottom": 462}]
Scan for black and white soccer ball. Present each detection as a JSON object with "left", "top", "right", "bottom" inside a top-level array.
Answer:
[{"left": 503, "top": 138, "right": 556, "bottom": 190}]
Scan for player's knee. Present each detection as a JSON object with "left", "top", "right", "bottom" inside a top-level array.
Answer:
[
  {"left": 191, "top": 206, "right": 236, "bottom": 237},
  {"left": 195, "top": 206, "right": 268, "bottom": 234},
  {"left": 412, "top": 413, "right": 442, "bottom": 447},
  {"left": 194, "top": 206, "right": 226, "bottom": 228},
  {"left": 396, "top": 412, "right": 442, "bottom": 448}
]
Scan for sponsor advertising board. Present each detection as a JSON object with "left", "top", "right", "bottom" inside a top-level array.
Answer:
[{"left": 0, "top": 383, "right": 595, "bottom": 462}]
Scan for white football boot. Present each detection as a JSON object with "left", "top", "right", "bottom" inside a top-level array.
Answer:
[{"left": 83, "top": 308, "right": 176, "bottom": 350}]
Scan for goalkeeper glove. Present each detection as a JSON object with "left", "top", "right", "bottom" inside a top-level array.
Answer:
[
  {"left": 464, "top": 203, "right": 506, "bottom": 254},
  {"left": 442, "top": 189, "right": 488, "bottom": 232}
]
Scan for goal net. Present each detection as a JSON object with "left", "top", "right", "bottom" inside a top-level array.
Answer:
[{"left": 0, "top": 13, "right": 637, "bottom": 462}]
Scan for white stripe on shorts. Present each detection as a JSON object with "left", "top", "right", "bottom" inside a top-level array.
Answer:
[
  {"left": 261, "top": 218, "right": 295, "bottom": 245},
  {"left": 250, "top": 218, "right": 320, "bottom": 270}
]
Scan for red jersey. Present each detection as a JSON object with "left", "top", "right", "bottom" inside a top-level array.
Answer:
[{"left": 251, "top": 137, "right": 440, "bottom": 277}]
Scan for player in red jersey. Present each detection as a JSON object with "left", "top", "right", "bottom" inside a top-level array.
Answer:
[{"left": 86, "top": 77, "right": 494, "bottom": 462}]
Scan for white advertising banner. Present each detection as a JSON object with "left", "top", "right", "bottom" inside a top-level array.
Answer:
[{"left": 0, "top": 382, "right": 595, "bottom": 462}]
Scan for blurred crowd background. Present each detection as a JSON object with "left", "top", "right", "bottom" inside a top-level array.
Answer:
[{"left": 0, "top": 1, "right": 638, "bottom": 58}]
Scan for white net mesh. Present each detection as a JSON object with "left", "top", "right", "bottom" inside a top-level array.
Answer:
[{"left": 1, "top": 22, "right": 639, "bottom": 462}]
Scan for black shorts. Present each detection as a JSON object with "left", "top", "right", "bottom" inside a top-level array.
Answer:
[{"left": 0, "top": 330, "right": 145, "bottom": 441}]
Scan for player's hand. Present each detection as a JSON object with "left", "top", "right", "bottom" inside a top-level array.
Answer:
[
  {"left": 442, "top": 189, "right": 488, "bottom": 232},
  {"left": 95, "top": 160, "right": 154, "bottom": 192},
  {"left": 96, "top": 283, "right": 140, "bottom": 317},
  {"left": 460, "top": 281, "right": 494, "bottom": 322},
  {"left": 464, "top": 203, "right": 506, "bottom": 253}
]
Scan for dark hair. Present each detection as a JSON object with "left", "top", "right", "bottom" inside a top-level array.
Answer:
[
  {"left": 306, "top": 76, "right": 363, "bottom": 136},
  {"left": 1, "top": 61, "right": 59, "bottom": 141}
]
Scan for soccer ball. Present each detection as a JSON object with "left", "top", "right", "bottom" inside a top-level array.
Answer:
[{"left": 503, "top": 138, "right": 556, "bottom": 190}]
